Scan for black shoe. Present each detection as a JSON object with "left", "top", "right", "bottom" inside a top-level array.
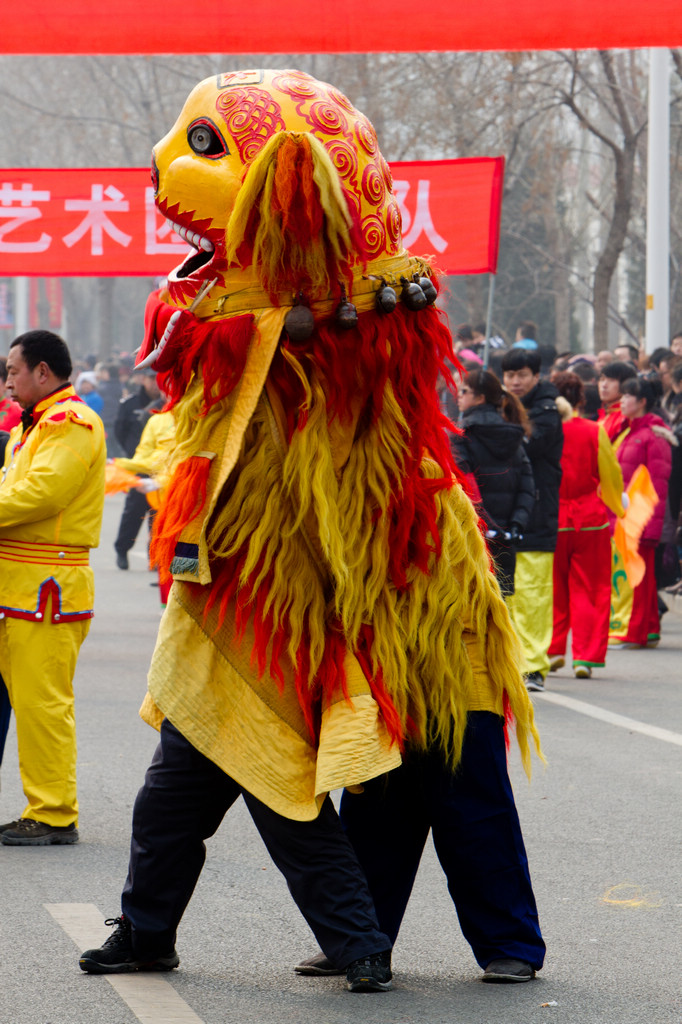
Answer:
[
  {"left": 346, "top": 950, "right": 392, "bottom": 992},
  {"left": 295, "top": 953, "right": 344, "bottom": 976},
  {"left": 482, "top": 958, "right": 535, "bottom": 983},
  {"left": 524, "top": 671, "right": 545, "bottom": 693},
  {"left": 0, "top": 819, "right": 19, "bottom": 834},
  {"left": 115, "top": 551, "right": 129, "bottom": 570},
  {"left": 79, "top": 916, "right": 179, "bottom": 974},
  {"left": 1, "top": 818, "right": 79, "bottom": 845}
]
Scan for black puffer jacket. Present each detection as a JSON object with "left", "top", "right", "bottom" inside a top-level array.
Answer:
[
  {"left": 114, "top": 387, "right": 163, "bottom": 458},
  {"left": 451, "top": 404, "right": 535, "bottom": 534},
  {"left": 519, "top": 380, "right": 564, "bottom": 552}
]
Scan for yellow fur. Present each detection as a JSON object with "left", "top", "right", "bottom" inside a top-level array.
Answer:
[{"left": 184, "top": 379, "right": 542, "bottom": 774}]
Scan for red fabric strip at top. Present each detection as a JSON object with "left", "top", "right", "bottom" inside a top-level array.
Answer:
[{"left": 3, "top": 0, "right": 682, "bottom": 53}]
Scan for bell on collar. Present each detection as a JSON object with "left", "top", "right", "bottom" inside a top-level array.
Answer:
[
  {"left": 284, "top": 295, "right": 315, "bottom": 342},
  {"left": 418, "top": 275, "right": 438, "bottom": 305},
  {"left": 335, "top": 287, "right": 359, "bottom": 330},
  {"left": 400, "top": 276, "right": 427, "bottom": 311},
  {"left": 376, "top": 279, "right": 397, "bottom": 314}
]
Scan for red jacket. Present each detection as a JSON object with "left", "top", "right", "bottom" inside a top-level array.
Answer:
[
  {"left": 598, "top": 403, "right": 627, "bottom": 441},
  {"left": 558, "top": 416, "right": 623, "bottom": 530},
  {"left": 616, "top": 413, "right": 674, "bottom": 544}
]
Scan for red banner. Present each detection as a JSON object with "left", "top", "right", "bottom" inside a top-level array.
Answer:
[
  {"left": 0, "top": 159, "right": 504, "bottom": 277},
  {"left": 3, "top": 0, "right": 681, "bottom": 53}
]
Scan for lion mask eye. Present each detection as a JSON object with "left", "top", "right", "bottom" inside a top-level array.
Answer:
[{"left": 187, "top": 119, "right": 228, "bottom": 158}]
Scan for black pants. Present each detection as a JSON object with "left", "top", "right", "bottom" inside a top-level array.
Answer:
[
  {"left": 0, "top": 673, "right": 10, "bottom": 766},
  {"left": 489, "top": 538, "right": 516, "bottom": 596},
  {"left": 340, "top": 712, "right": 545, "bottom": 970},
  {"left": 114, "top": 488, "right": 154, "bottom": 556},
  {"left": 121, "top": 719, "right": 391, "bottom": 967}
]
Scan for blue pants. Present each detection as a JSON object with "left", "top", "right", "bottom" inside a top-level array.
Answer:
[
  {"left": 0, "top": 674, "right": 10, "bottom": 766},
  {"left": 340, "top": 711, "right": 545, "bottom": 970},
  {"left": 121, "top": 719, "right": 391, "bottom": 967}
]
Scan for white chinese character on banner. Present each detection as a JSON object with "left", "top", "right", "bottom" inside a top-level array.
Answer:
[
  {"left": 63, "top": 184, "right": 132, "bottom": 255},
  {"left": 0, "top": 182, "right": 52, "bottom": 253},
  {"left": 393, "top": 179, "right": 448, "bottom": 253},
  {"left": 144, "top": 187, "right": 190, "bottom": 256}
]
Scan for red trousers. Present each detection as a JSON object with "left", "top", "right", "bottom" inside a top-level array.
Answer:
[{"left": 549, "top": 527, "right": 612, "bottom": 667}]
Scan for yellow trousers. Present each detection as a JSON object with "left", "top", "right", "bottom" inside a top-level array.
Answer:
[
  {"left": 506, "top": 551, "right": 554, "bottom": 678},
  {"left": 0, "top": 610, "right": 89, "bottom": 827}
]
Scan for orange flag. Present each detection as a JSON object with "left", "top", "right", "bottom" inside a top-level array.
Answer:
[
  {"left": 105, "top": 462, "right": 141, "bottom": 495},
  {"left": 613, "top": 465, "right": 658, "bottom": 588}
]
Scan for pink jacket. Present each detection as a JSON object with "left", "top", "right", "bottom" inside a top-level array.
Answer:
[{"left": 616, "top": 413, "right": 674, "bottom": 544}]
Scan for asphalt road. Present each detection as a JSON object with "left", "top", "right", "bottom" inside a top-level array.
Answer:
[{"left": 1, "top": 494, "right": 681, "bottom": 1024}]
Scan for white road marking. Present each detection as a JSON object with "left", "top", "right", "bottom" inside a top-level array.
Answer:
[
  {"left": 536, "top": 691, "right": 682, "bottom": 747},
  {"left": 45, "top": 903, "right": 205, "bottom": 1024}
]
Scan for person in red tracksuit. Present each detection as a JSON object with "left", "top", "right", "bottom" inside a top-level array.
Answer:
[
  {"left": 609, "top": 376, "right": 675, "bottom": 648},
  {"left": 548, "top": 373, "right": 626, "bottom": 679}
]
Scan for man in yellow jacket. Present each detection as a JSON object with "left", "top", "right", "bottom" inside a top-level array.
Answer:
[{"left": 0, "top": 330, "right": 106, "bottom": 846}]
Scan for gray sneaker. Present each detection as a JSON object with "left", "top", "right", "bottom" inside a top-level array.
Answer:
[
  {"left": 524, "top": 672, "right": 545, "bottom": 693},
  {"left": 482, "top": 958, "right": 535, "bottom": 983}
]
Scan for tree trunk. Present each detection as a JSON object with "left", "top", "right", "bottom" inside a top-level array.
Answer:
[{"left": 592, "top": 141, "right": 636, "bottom": 351}]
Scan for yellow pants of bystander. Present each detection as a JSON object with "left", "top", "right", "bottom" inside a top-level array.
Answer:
[
  {"left": 0, "top": 607, "right": 89, "bottom": 827},
  {"left": 506, "top": 551, "right": 554, "bottom": 678}
]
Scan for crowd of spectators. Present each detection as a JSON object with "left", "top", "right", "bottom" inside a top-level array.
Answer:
[{"left": 445, "top": 321, "right": 682, "bottom": 688}]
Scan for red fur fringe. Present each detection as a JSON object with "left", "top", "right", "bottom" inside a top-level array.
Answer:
[
  {"left": 153, "top": 272, "right": 482, "bottom": 742},
  {"left": 202, "top": 549, "right": 322, "bottom": 738},
  {"left": 502, "top": 689, "right": 513, "bottom": 754},
  {"left": 355, "top": 624, "right": 406, "bottom": 750},
  {"left": 270, "top": 288, "right": 467, "bottom": 589},
  {"left": 234, "top": 136, "right": 368, "bottom": 299},
  {"left": 198, "top": 550, "right": 405, "bottom": 746},
  {"left": 150, "top": 455, "right": 212, "bottom": 582},
  {"left": 155, "top": 311, "right": 255, "bottom": 412}
]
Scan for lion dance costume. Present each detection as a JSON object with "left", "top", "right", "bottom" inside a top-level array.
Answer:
[
  {"left": 78, "top": 70, "right": 545, "bottom": 982},
  {"left": 136, "top": 69, "right": 540, "bottom": 810}
]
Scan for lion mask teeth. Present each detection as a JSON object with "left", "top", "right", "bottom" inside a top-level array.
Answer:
[{"left": 170, "top": 218, "right": 214, "bottom": 254}]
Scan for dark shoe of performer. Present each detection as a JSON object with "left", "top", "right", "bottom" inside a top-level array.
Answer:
[
  {"left": 115, "top": 550, "right": 129, "bottom": 570},
  {"left": 295, "top": 953, "right": 344, "bottom": 976},
  {"left": 1, "top": 818, "right": 79, "bottom": 845},
  {"left": 79, "top": 916, "right": 179, "bottom": 974},
  {"left": 346, "top": 950, "right": 392, "bottom": 992},
  {"left": 482, "top": 958, "right": 535, "bottom": 983}
]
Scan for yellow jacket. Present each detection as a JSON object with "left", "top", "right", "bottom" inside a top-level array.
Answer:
[
  {"left": 115, "top": 410, "right": 175, "bottom": 482},
  {"left": 0, "top": 385, "right": 106, "bottom": 622}
]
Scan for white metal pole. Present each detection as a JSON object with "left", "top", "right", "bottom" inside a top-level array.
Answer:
[
  {"left": 483, "top": 274, "right": 495, "bottom": 369},
  {"left": 645, "top": 48, "right": 670, "bottom": 354},
  {"left": 14, "top": 277, "right": 29, "bottom": 338}
]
